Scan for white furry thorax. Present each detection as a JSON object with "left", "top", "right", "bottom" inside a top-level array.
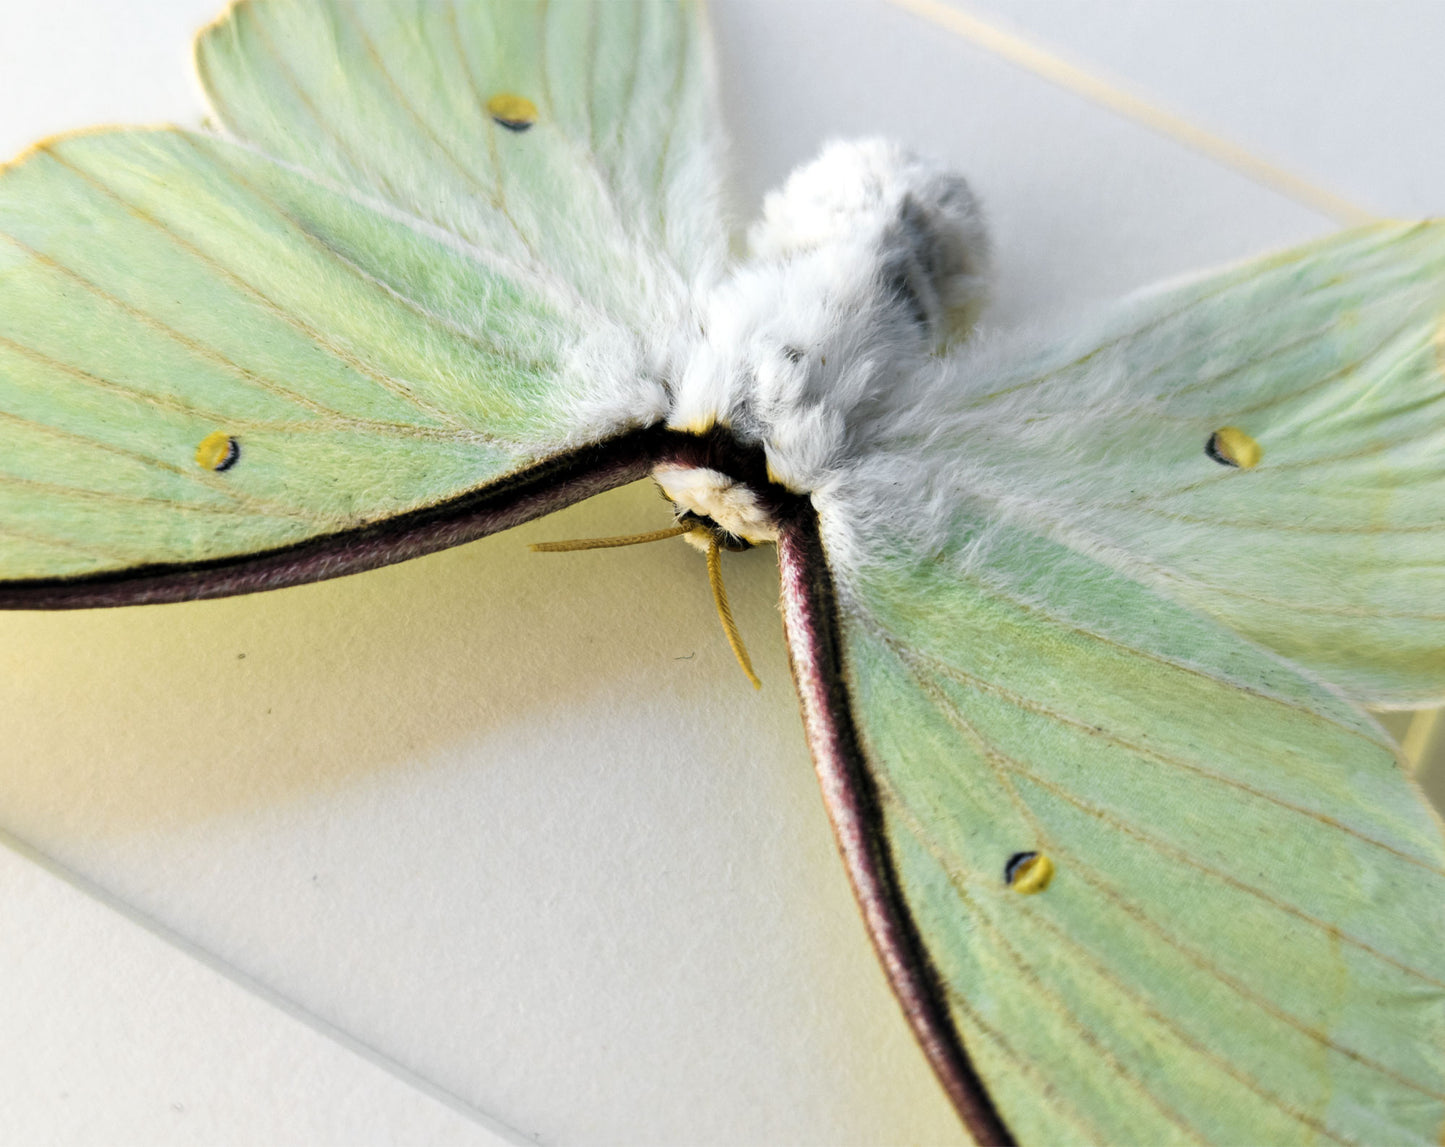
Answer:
[{"left": 650, "top": 139, "right": 989, "bottom": 539}]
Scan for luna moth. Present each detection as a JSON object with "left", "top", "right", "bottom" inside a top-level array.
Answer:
[{"left": 0, "top": 1, "right": 1442, "bottom": 1143}]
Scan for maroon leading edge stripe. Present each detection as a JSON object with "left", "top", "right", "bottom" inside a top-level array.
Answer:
[
  {"left": 0, "top": 428, "right": 673, "bottom": 609},
  {"left": 775, "top": 504, "right": 1014, "bottom": 1147}
]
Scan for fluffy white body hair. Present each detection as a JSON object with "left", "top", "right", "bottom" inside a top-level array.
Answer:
[{"left": 653, "top": 139, "right": 990, "bottom": 542}]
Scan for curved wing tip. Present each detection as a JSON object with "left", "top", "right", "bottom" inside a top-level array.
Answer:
[
  {"left": 0, "top": 123, "right": 191, "bottom": 178},
  {"left": 190, "top": 0, "right": 246, "bottom": 112},
  {"left": 194, "top": 0, "right": 249, "bottom": 47}
]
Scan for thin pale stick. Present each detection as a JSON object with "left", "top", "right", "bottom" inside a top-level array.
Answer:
[
  {"left": 530, "top": 522, "right": 693, "bottom": 552},
  {"left": 884, "top": 0, "right": 1376, "bottom": 226},
  {"left": 707, "top": 537, "right": 762, "bottom": 690}
]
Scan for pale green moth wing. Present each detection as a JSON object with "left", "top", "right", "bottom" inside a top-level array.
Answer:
[
  {"left": 941, "top": 221, "right": 1445, "bottom": 707},
  {"left": 0, "top": 0, "right": 723, "bottom": 599},
  {"left": 777, "top": 503, "right": 1445, "bottom": 1146},
  {"left": 194, "top": 0, "right": 726, "bottom": 329}
]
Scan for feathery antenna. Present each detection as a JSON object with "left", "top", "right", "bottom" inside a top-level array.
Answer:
[
  {"left": 707, "top": 537, "right": 762, "bottom": 690},
  {"left": 529, "top": 523, "right": 695, "bottom": 551}
]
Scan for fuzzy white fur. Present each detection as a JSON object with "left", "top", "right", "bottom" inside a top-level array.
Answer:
[
  {"left": 662, "top": 140, "right": 990, "bottom": 500},
  {"left": 652, "top": 463, "right": 778, "bottom": 546}
]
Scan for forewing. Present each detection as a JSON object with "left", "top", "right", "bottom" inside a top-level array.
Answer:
[
  {"left": 194, "top": 0, "right": 727, "bottom": 324},
  {"left": 938, "top": 222, "right": 1445, "bottom": 706},
  {"left": 1, "top": 0, "right": 728, "bottom": 600},
  {"left": 779, "top": 501, "right": 1445, "bottom": 1146},
  {"left": 0, "top": 127, "right": 664, "bottom": 596}
]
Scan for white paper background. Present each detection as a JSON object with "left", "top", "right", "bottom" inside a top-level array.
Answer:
[{"left": 0, "top": 2, "right": 1440, "bottom": 1144}]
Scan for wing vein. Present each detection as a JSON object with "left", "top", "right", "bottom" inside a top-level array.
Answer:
[
  {"left": 1062, "top": 846, "right": 1445, "bottom": 1102},
  {"left": 0, "top": 472, "right": 296, "bottom": 519},
  {"left": 334, "top": 5, "right": 499, "bottom": 208},
  {"left": 0, "top": 521, "right": 141, "bottom": 565},
  {"left": 172, "top": 132, "right": 556, "bottom": 378},
  {"left": 41, "top": 143, "right": 483, "bottom": 436},
  {"left": 232, "top": 5, "right": 612, "bottom": 329},
  {"left": 875, "top": 754, "right": 1357, "bottom": 1144},
  {"left": 652, "top": 5, "right": 689, "bottom": 256},
  {"left": 231, "top": 7, "right": 381, "bottom": 194},
  {"left": 866, "top": 631, "right": 1445, "bottom": 1105},
  {"left": 942, "top": 979, "right": 1115, "bottom": 1144},
  {"left": 0, "top": 408, "right": 328, "bottom": 524},
  {"left": 0, "top": 227, "right": 473, "bottom": 440},
  {"left": 958, "top": 224, "right": 1427, "bottom": 414},
  {"left": 881, "top": 630, "right": 1444, "bottom": 876},
  {"left": 874, "top": 754, "right": 1213, "bottom": 1140},
  {"left": 844, "top": 565, "right": 1388, "bottom": 754},
  {"left": 909, "top": 640, "right": 1445, "bottom": 989}
]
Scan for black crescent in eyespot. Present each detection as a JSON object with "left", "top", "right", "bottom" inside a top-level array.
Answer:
[
  {"left": 1003, "top": 851, "right": 1037, "bottom": 884},
  {"left": 195, "top": 431, "right": 240, "bottom": 472},
  {"left": 1205, "top": 426, "right": 1262, "bottom": 469},
  {"left": 1004, "top": 851, "right": 1053, "bottom": 894}
]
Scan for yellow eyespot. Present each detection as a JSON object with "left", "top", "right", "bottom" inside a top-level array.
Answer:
[
  {"left": 195, "top": 431, "right": 239, "bottom": 472},
  {"left": 1005, "top": 851, "right": 1054, "bottom": 895},
  {"left": 1205, "top": 426, "right": 1262, "bottom": 470},
  {"left": 486, "top": 93, "right": 538, "bottom": 132}
]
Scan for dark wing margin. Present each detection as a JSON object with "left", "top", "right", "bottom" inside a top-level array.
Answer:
[
  {"left": 775, "top": 504, "right": 1014, "bottom": 1147},
  {"left": 0, "top": 427, "right": 670, "bottom": 609}
]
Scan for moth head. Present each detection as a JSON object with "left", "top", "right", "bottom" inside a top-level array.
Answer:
[{"left": 652, "top": 464, "right": 777, "bottom": 552}]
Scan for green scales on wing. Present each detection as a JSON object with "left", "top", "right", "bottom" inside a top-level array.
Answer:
[
  {"left": 814, "top": 220, "right": 1445, "bottom": 1144},
  {"left": 831, "top": 520, "right": 1445, "bottom": 1145},
  {"left": 940, "top": 222, "right": 1445, "bottom": 707},
  {"left": 0, "top": 0, "right": 723, "bottom": 581}
]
